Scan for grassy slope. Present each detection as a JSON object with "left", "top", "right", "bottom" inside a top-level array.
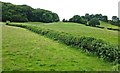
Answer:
[
  {"left": 2, "top": 25, "right": 115, "bottom": 71},
  {"left": 23, "top": 22, "right": 118, "bottom": 45},
  {"left": 100, "top": 21, "right": 118, "bottom": 29}
]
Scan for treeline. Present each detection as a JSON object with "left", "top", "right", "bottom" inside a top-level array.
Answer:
[
  {"left": 63, "top": 14, "right": 120, "bottom": 27},
  {"left": 62, "top": 14, "right": 108, "bottom": 26},
  {"left": 1, "top": 1, "right": 120, "bottom": 26},
  {"left": 109, "top": 16, "right": 120, "bottom": 26},
  {"left": 1, "top": 1, "right": 60, "bottom": 23},
  {"left": 6, "top": 22, "right": 120, "bottom": 64}
]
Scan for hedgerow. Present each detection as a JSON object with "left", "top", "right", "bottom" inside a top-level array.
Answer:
[
  {"left": 107, "top": 28, "right": 120, "bottom": 31},
  {"left": 6, "top": 23, "right": 120, "bottom": 64}
]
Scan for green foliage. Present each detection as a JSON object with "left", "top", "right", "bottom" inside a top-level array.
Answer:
[
  {"left": 112, "top": 16, "right": 119, "bottom": 22},
  {"left": 101, "top": 16, "right": 108, "bottom": 22},
  {"left": 68, "top": 14, "right": 108, "bottom": 26},
  {"left": 109, "top": 20, "right": 120, "bottom": 27},
  {"left": 107, "top": 28, "right": 120, "bottom": 31},
  {"left": 108, "top": 16, "right": 120, "bottom": 26},
  {"left": 6, "top": 23, "right": 120, "bottom": 64},
  {"left": 11, "top": 14, "right": 28, "bottom": 22},
  {"left": 85, "top": 13, "right": 90, "bottom": 21},
  {"left": 80, "top": 18, "right": 87, "bottom": 24},
  {"left": 62, "top": 19, "right": 68, "bottom": 22},
  {"left": 69, "top": 15, "right": 81, "bottom": 23},
  {"left": 69, "top": 15, "right": 87, "bottom": 24},
  {"left": 2, "top": 2, "right": 32, "bottom": 22},
  {"left": 1, "top": 1, "right": 59, "bottom": 23},
  {"left": 88, "top": 18, "right": 100, "bottom": 26}
]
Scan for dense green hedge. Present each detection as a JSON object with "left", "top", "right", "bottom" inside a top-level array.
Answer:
[
  {"left": 107, "top": 28, "right": 120, "bottom": 31},
  {"left": 6, "top": 23, "right": 120, "bottom": 64},
  {"left": 96, "top": 26, "right": 105, "bottom": 29}
]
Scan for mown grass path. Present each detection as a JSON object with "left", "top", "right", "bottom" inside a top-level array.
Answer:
[{"left": 2, "top": 25, "right": 116, "bottom": 71}]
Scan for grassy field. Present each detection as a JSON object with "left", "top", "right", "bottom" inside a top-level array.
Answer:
[
  {"left": 100, "top": 21, "right": 119, "bottom": 29},
  {"left": 20, "top": 22, "right": 118, "bottom": 45},
  {"left": 2, "top": 25, "right": 117, "bottom": 71}
]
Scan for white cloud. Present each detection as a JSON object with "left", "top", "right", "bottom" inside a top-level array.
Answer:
[{"left": 1, "top": 0, "right": 119, "bottom": 20}]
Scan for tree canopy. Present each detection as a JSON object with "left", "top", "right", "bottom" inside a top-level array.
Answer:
[
  {"left": 1, "top": 1, "right": 119, "bottom": 26},
  {"left": 69, "top": 15, "right": 87, "bottom": 24},
  {"left": 67, "top": 13, "right": 120, "bottom": 27},
  {"left": 88, "top": 18, "right": 100, "bottom": 26},
  {"left": 1, "top": 1, "right": 60, "bottom": 23}
]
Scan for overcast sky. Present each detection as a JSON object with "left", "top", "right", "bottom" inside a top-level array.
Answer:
[{"left": 1, "top": 0, "right": 120, "bottom": 20}]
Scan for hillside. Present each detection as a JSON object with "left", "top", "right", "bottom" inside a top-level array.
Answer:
[
  {"left": 1, "top": 0, "right": 120, "bottom": 72},
  {"left": 20, "top": 22, "right": 118, "bottom": 45},
  {"left": 100, "top": 21, "right": 119, "bottom": 29},
  {"left": 2, "top": 24, "right": 116, "bottom": 71}
]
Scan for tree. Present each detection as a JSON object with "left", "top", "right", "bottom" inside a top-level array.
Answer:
[
  {"left": 110, "top": 16, "right": 120, "bottom": 26},
  {"left": 62, "top": 19, "right": 66, "bottom": 22},
  {"left": 62, "top": 18, "right": 68, "bottom": 22},
  {"left": 85, "top": 13, "right": 90, "bottom": 21},
  {"left": 11, "top": 14, "right": 28, "bottom": 22},
  {"left": 1, "top": 1, "right": 60, "bottom": 23},
  {"left": 42, "top": 12, "right": 53, "bottom": 23},
  {"left": 80, "top": 18, "right": 87, "bottom": 24},
  {"left": 52, "top": 13, "right": 60, "bottom": 22},
  {"left": 19, "top": 5, "right": 34, "bottom": 21},
  {"left": 112, "top": 16, "right": 119, "bottom": 22},
  {"left": 95, "top": 14, "right": 102, "bottom": 20},
  {"left": 90, "top": 14, "right": 95, "bottom": 19},
  {"left": 69, "top": 15, "right": 81, "bottom": 23},
  {"left": 101, "top": 16, "right": 108, "bottom": 22},
  {"left": 69, "top": 15, "right": 87, "bottom": 24},
  {"left": 88, "top": 18, "right": 100, "bottom": 26}
]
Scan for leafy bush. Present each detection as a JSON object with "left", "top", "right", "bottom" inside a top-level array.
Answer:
[{"left": 6, "top": 23, "right": 120, "bottom": 64}]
